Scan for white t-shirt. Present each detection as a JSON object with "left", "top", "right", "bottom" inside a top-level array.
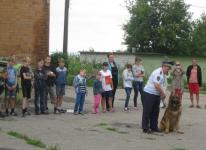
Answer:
[
  {"left": 144, "top": 67, "right": 165, "bottom": 96},
  {"left": 100, "top": 69, "right": 113, "bottom": 91},
  {"left": 123, "top": 69, "right": 134, "bottom": 88},
  {"left": 132, "top": 64, "right": 145, "bottom": 82}
]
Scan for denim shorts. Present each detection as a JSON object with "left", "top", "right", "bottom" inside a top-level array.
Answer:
[
  {"left": 5, "top": 87, "right": 16, "bottom": 98},
  {"left": 101, "top": 90, "right": 113, "bottom": 99},
  {"left": 56, "top": 85, "right": 65, "bottom": 96}
]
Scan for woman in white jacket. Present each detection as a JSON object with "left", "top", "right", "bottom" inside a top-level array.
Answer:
[{"left": 123, "top": 64, "right": 134, "bottom": 111}]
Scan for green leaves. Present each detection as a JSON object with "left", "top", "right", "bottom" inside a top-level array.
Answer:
[{"left": 124, "top": 0, "right": 192, "bottom": 55}]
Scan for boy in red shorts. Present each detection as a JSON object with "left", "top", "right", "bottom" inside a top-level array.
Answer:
[{"left": 186, "top": 58, "right": 202, "bottom": 108}]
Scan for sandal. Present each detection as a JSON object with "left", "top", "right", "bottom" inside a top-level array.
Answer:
[
  {"left": 196, "top": 105, "right": 201, "bottom": 109},
  {"left": 189, "top": 105, "right": 194, "bottom": 108}
]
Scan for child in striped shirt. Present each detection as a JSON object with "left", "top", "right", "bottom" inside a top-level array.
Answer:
[{"left": 73, "top": 69, "right": 87, "bottom": 115}]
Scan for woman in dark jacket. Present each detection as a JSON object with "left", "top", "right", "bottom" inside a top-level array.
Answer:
[
  {"left": 107, "top": 53, "right": 118, "bottom": 108},
  {"left": 186, "top": 58, "right": 202, "bottom": 108}
]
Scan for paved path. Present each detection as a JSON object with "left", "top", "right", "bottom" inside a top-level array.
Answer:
[{"left": 0, "top": 87, "right": 206, "bottom": 150}]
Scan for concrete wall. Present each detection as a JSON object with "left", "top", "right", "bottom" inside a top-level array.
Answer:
[
  {"left": 80, "top": 52, "right": 138, "bottom": 68},
  {"left": 0, "top": 0, "right": 49, "bottom": 62}
]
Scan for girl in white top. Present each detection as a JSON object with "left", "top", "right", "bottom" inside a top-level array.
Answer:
[
  {"left": 99, "top": 62, "right": 114, "bottom": 112},
  {"left": 122, "top": 64, "right": 134, "bottom": 111}
]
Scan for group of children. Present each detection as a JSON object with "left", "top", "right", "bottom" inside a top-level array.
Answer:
[
  {"left": 0, "top": 56, "right": 119, "bottom": 117},
  {"left": 0, "top": 56, "right": 68, "bottom": 117},
  {"left": 72, "top": 62, "right": 115, "bottom": 115},
  {"left": 0, "top": 54, "right": 191, "bottom": 119}
]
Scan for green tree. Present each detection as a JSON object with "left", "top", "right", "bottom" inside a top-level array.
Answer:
[
  {"left": 191, "top": 14, "right": 206, "bottom": 56},
  {"left": 123, "top": 0, "right": 192, "bottom": 55}
]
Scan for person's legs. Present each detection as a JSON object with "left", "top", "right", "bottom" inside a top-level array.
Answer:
[
  {"left": 142, "top": 92, "right": 155, "bottom": 131},
  {"left": 95, "top": 94, "right": 101, "bottom": 113},
  {"left": 188, "top": 84, "right": 195, "bottom": 107},
  {"left": 44, "top": 86, "right": 49, "bottom": 110},
  {"left": 150, "top": 95, "right": 161, "bottom": 131},
  {"left": 124, "top": 87, "right": 131, "bottom": 109},
  {"left": 79, "top": 93, "right": 85, "bottom": 113},
  {"left": 101, "top": 94, "right": 106, "bottom": 112},
  {"left": 138, "top": 81, "right": 144, "bottom": 105},
  {"left": 112, "top": 78, "right": 118, "bottom": 108},
  {"left": 4, "top": 89, "right": 10, "bottom": 115},
  {"left": 196, "top": 93, "right": 200, "bottom": 107},
  {"left": 92, "top": 95, "right": 96, "bottom": 113},
  {"left": 190, "top": 92, "right": 194, "bottom": 107},
  {"left": 74, "top": 93, "right": 81, "bottom": 113},
  {"left": 108, "top": 91, "right": 114, "bottom": 112},
  {"left": 49, "top": 86, "right": 57, "bottom": 113},
  {"left": 133, "top": 81, "right": 138, "bottom": 108},
  {"left": 10, "top": 94, "right": 17, "bottom": 116},
  {"left": 40, "top": 88, "right": 45, "bottom": 113},
  {"left": 34, "top": 87, "right": 40, "bottom": 114},
  {"left": 58, "top": 85, "right": 65, "bottom": 109}
]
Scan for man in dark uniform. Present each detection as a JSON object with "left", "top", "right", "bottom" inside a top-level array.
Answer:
[{"left": 142, "top": 60, "right": 173, "bottom": 133}]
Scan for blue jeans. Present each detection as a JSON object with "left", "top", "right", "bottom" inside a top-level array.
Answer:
[
  {"left": 124, "top": 87, "right": 132, "bottom": 108},
  {"left": 133, "top": 81, "right": 144, "bottom": 106},
  {"left": 74, "top": 92, "right": 86, "bottom": 113}
]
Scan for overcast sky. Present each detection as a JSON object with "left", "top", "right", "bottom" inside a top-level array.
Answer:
[{"left": 49, "top": 0, "right": 206, "bottom": 54}]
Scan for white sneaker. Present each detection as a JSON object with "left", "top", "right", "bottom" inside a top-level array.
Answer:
[{"left": 124, "top": 107, "right": 129, "bottom": 111}]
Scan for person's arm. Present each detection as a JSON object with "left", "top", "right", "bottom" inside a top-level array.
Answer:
[
  {"left": 199, "top": 66, "right": 202, "bottom": 87},
  {"left": 73, "top": 76, "right": 79, "bottom": 88},
  {"left": 138, "top": 66, "right": 145, "bottom": 77},
  {"left": 22, "top": 73, "right": 32, "bottom": 80},
  {"left": 153, "top": 73, "right": 166, "bottom": 99},
  {"left": 154, "top": 83, "right": 166, "bottom": 99},
  {"left": 123, "top": 70, "right": 130, "bottom": 81},
  {"left": 186, "top": 66, "right": 190, "bottom": 77},
  {"left": 110, "top": 74, "right": 114, "bottom": 90},
  {"left": 12, "top": 71, "right": 18, "bottom": 89}
]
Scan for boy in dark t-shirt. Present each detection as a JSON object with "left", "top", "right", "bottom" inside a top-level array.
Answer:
[
  {"left": 34, "top": 59, "right": 47, "bottom": 115},
  {"left": 20, "top": 57, "right": 32, "bottom": 117}
]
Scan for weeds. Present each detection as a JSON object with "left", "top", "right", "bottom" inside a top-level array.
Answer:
[{"left": 7, "top": 131, "right": 60, "bottom": 150}]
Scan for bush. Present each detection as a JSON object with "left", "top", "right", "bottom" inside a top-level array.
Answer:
[{"left": 50, "top": 52, "right": 206, "bottom": 92}]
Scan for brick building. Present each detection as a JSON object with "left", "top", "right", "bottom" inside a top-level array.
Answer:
[{"left": 0, "top": 0, "right": 50, "bottom": 62}]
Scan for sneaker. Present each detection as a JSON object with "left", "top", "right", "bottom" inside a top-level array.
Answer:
[
  {"left": 124, "top": 107, "right": 129, "bottom": 111},
  {"left": 10, "top": 111, "right": 18, "bottom": 116},
  {"left": 41, "top": 111, "right": 49, "bottom": 115},
  {"left": 189, "top": 105, "right": 194, "bottom": 108},
  {"left": 73, "top": 111, "right": 78, "bottom": 115},
  {"left": 0, "top": 112, "right": 5, "bottom": 118},
  {"left": 25, "top": 111, "right": 31, "bottom": 116},
  {"left": 22, "top": 113, "right": 26, "bottom": 118},
  {"left": 196, "top": 105, "right": 201, "bottom": 109},
  {"left": 5, "top": 111, "right": 9, "bottom": 116},
  {"left": 134, "top": 107, "right": 138, "bottom": 110},
  {"left": 35, "top": 112, "right": 40, "bottom": 115},
  {"left": 143, "top": 129, "right": 152, "bottom": 134},
  {"left": 78, "top": 112, "right": 84, "bottom": 115},
  {"left": 151, "top": 128, "right": 162, "bottom": 133},
  {"left": 60, "top": 109, "right": 66, "bottom": 113}
]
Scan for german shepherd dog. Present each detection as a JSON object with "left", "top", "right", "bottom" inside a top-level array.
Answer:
[{"left": 160, "top": 93, "right": 184, "bottom": 134}]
